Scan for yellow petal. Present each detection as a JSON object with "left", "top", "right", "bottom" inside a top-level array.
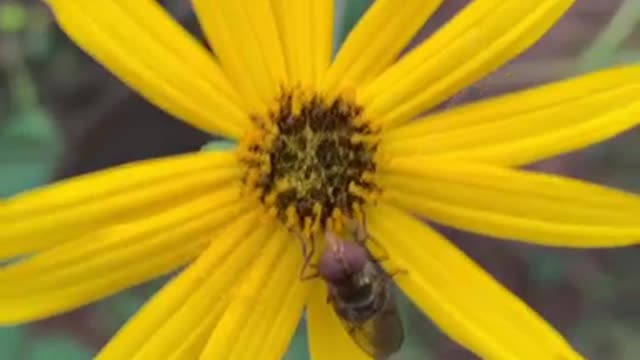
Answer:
[
  {"left": 380, "top": 157, "right": 640, "bottom": 247},
  {"left": 272, "top": 0, "right": 334, "bottom": 87},
  {"left": 1, "top": 185, "right": 244, "bottom": 290},
  {"left": 46, "top": 0, "right": 249, "bottom": 138},
  {"left": 0, "top": 188, "right": 252, "bottom": 325},
  {"left": 96, "top": 210, "right": 264, "bottom": 360},
  {"left": 165, "top": 301, "right": 228, "bottom": 360},
  {"left": 1, "top": 151, "right": 241, "bottom": 258},
  {"left": 223, "top": 236, "right": 310, "bottom": 359},
  {"left": 360, "top": 0, "right": 574, "bottom": 128},
  {"left": 253, "top": 270, "right": 310, "bottom": 359},
  {"left": 130, "top": 214, "right": 277, "bottom": 360},
  {"left": 321, "top": 0, "right": 442, "bottom": 96},
  {"left": 383, "top": 65, "right": 640, "bottom": 166},
  {"left": 368, "top": 204, "right": 584, "bottom": 359},
  {"left": 307, "top": 283, "right": 370, "bottom": 360},
  {"left": 193, "top": 0, "right": 288, "bottom": 114},
  {"left": 200, "top": 226, "right": 291, "bottom": 359}
]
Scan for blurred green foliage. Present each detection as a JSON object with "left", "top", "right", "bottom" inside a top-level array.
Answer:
[
  {"left": 0, "top": 2, "right": 66, "bottom": 358},
  {"left": 0, "top": 327, "right": 26, "bottom": 359},
  {"left": 284, "top": 322, "right": 309, "bottom": 360},
  {"left": 201, "top": 139, "right": 237, "bottom": 152},
  {"left": 334, "top": 0, "right": 373, "bottom": 53},
  {"left": 0, "top": 327, "right": 92, "bottom": 360},
  {"left": 0, "top": 108, "right": 62, "bottom": 196},
  {"left": 578, "top": 0, "right": 640, "bottom": 71},
  {"left": 24, "top": 335, "right": 93, "bottom": 360},
  {"left": 0, "top": 2, "right": 63, "bottom": 198},
  {"left": 0, "top": 3, "right": 28, "bottom": 33}
]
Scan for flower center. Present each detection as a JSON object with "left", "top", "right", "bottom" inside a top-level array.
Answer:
[{"left": 239, "top": 91, "right": 380, "bottom": 236}]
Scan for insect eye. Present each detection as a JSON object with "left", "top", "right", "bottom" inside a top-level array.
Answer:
[
  {"left": 340, "top": 242, "right": 369, "bottom": 270},
  {"left": 318, "top": 253, "right": 350, "bottom": 283}
]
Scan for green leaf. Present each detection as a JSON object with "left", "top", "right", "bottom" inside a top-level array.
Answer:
[
  {"left": 395, "top": 287, "right": 436, "bottom": 359},
  {"left": 0, "top": 327, "right": 27, "bottom": 359},
  {"left": 579, "top": 0, "right": 640, "bottom": 70},
  {"left": 0, "top": 109, "right": 63, "bottom": 197},
  {"left": 285, "top": 320, "right": 309, "bottom": 360},
  {"left": 529, "top": 253, "right": 567, "bottom": 285},
  {"left": 612, "top": 325, "right": 640, "bottom": 359},
  {"left": 334, "top": 0, "right": 373, "bottom": 54},
  {"left": 201, "top": 139, "right": 237, "bottom": 152},
  {"left": 0, "top": 3, "right": 28, "bottom": 33},
  {"left": 26, "top": 335, "right": 93, "bottom": 360},
  {"left": 93, "top": 292, "right": 146, "bottom": 335}
]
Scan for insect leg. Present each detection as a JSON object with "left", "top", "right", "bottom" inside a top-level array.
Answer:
[
  {"left": 352, "top": 216, "right": 407, "bottom": 278},
  {"left": 382, "top": 264, "right": 409, "bottom": 279},
  {"left": 325, "top": 290, "right": 334, "bottom": 304},
  {"left": 354, "top": 217, "right": 390, "bottom": 262},
  {"left": 298, "top": 233, "right": 320, "bottom": 280}
]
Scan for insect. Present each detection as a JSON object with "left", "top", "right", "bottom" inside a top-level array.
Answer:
[{"left": 317, "top": 225, "right": 404, "bottom": 359}]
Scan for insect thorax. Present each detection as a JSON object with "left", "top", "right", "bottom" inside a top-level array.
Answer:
[{"left": 331, "top": 262, "right": 388, "bottom": 323}]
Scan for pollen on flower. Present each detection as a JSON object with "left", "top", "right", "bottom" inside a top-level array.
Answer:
[{"left": 239, "top": 90, "right": 381, "bottom": 237}]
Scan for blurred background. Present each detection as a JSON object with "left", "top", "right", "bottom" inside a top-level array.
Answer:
[{"left": 0, "top": 0, "right": 639, "bottom": 359}]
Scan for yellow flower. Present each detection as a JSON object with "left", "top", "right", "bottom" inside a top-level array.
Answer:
[{"left": 2, "top": 0, "right": 640, "bottom": 359}]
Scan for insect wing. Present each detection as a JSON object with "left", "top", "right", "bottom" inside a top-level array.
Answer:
[
  {"left": 334, "top": 296, "right": 404, "bottom": 359},
  {"left": 356, "top": 296, "right": 404, "bottom": 359}
]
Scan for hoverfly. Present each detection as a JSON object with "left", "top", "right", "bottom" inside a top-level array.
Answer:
[{"left": 316, "top": 224, "right": 404, "bottom": 359}]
